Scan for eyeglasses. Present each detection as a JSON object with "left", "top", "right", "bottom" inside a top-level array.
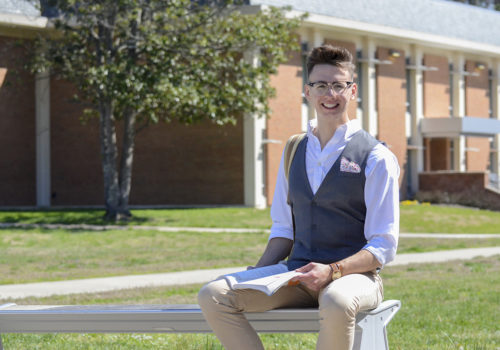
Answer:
[{"left": 307, "top": 81, "right": 354, "bottom": 95}]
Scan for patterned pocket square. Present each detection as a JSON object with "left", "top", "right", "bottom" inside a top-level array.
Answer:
[{"left": 340, "top": 156, "right": 361, "bottom": 173}]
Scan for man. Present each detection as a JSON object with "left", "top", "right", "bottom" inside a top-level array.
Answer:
[{"left": 198, "top": 45, "right": 400, "bottom": 350}]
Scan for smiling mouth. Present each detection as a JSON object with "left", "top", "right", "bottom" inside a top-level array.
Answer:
[{"left": 321, "top": 103, "right": 339, "bottom": 110}]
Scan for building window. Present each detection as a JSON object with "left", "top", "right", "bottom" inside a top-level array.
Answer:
[
  {"left": 489, "top": 138, "right": 495, "bottom": 172},
  {"left": 489, "top": 68, "right": 494, "bottom": 118},
  {"left": 301, "top": 42, "right": 308, "bottom": 100},
  {"left": 356, "top": 50, "right": 363, "bottom": 119},
  {"left": 301, "top": 42, "right": 309, "bottom": 130},
  {"left": 449, "top": 63, "right": 454, "bottom": 116},
  {"left": 450, "top": 139, "right": 455, "bottom": 170}
]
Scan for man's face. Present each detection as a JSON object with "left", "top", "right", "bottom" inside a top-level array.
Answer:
[{"left": 304, "top": 64, "right": 357, "bottom": 122}]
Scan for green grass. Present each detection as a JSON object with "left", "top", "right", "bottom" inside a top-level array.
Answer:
[
  {"left": 0, "top": 207, "right": 272, "bottom": 228},
  {"left": 1, "top": 226, "right": 499, "bottom": 285},
  {"left": 0, "top": 205, "right": 499, "bottom": 348},
  {"left": 1, "top": 203, "right": 500, "bottom": 233},
  {"left": 396, "top": 236, "right": 500, "bottom": 253},
  {"left": 0, "top": 228, "right": 269, "bottom": 284},
  {"left": 2, "top": 256, "right": 499, "bottom": 349},
  {"left": 383, "top": 256, "right": 500, "bottom": 349},
  {"left": 400, "top": 203, "right": 500, "bottom": 233}
]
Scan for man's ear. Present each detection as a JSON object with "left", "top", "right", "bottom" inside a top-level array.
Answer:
[
  {"left": 350, "top": 83, "right": 358, "bottom": 99},
  {"left": 304, "top": 84, "right": 311, "bottom": 100}
]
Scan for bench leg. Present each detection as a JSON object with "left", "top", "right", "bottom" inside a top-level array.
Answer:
[
  {"left": 353, "top": 303, "right": 400, "bottom": 350},
  {"left": 0, "top": 334, "right": 3, "bottom": 350}
]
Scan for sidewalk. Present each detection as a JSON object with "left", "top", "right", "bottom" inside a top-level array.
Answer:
[
  {"left": 1, "top": 222, "right": 499, "bottom": 238},
  {"left": 1, "top": 247, "right": 499, "bottom": 300}
]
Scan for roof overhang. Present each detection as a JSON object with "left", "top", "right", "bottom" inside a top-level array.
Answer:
[
  {"left": 421, "top": 117, "right": 500, "bottom": 138},
  {"left": 0, "top": 12, "right": 49, "bottom": 38},
  {"left": 242, "top": 3, "right": 500, "bottom": 57},
  {"left": 0, "top": 12, "right": 48, "bottom": 29},
  {"left": 295, "top": 11, "right": 500, "bottom": 56}
]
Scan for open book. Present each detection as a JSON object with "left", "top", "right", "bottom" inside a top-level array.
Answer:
[{"left": 223, "top": 263, "right": 302, "bottom": 296}]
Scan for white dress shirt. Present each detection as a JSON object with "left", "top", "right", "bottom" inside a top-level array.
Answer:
[{"left": 270, "top": 118, "right": 400, "bottom": 266}]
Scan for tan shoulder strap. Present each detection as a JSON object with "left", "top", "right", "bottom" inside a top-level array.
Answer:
[{"left": 284, "top": 133, "right": 306, "bottom": 182}]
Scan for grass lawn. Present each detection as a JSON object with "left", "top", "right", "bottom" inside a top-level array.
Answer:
[
  {"left": 0, "top": 228, "right": 268, "bottom": 284},
  {"left": 2, "top": 255, "right": 499, "bottom": 349},
  {"left": 0, "top": 205, "right": 499, "bottom": 348},
  {"left": 0, "top": 207, "right": 272, "bottom": 228},
  {"left": 1, "top": 226, "right": 499, "bottom": 284},
  {"left": 1, "top": 203, "right": 500, "bottom": 233}
]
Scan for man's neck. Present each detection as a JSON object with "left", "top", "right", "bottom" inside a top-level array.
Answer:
[{"left": 314, "top": 114, "right": 350, "bottom": 150}]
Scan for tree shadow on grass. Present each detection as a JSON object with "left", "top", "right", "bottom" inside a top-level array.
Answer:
[{"left": 0, "top": 209, "right": 152, "bottom": 226}]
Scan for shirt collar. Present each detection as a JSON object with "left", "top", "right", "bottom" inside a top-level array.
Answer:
[{"left": 307, "top": 118, "right": 362, "bottom": 146}]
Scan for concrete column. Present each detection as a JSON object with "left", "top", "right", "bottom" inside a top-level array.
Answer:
[
  {"left": 312, "top": 29, "right": 323, "bottom": 51},
  {"left": 451, "top": 53, "right": 466, "bottom": 171},
  {"left": 243, "top": 49, "right": 266, "bottom": 208},
  {"left": 492, "top": 60, "right": 500, "bottom": 184},
  {"left": 361, "top": 37, "right": 378, "bottom": 137},
  {"left": 408, "top": 45, "right": 424, "bottom": 194},
  {"left": 305, "top": 29, "right": 324, "bottom": 123},
  {"left": 36, "top": 70, "right": 51, "bottom": 207}
]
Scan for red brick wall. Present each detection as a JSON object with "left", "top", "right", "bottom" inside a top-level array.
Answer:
[
  {"left": 0, "top": 37, "right": 36, "bottom": 205},
  {"left": 130, "top": 119, "right": 243, "bottom": 205},
  {"left": 266, "top": 50, "right": 303, "bottom": 206},
  {"left": 50, "top": 78, "right": 244, "bottom": 205},
  {"left": 422, "top": 55, "right": 452, "bottom": 172},
  {"left": 376, "top": 47, "right": 406, "bottom": 195},
  {"left": 419, "top": 171, "right": 487, "bottom": 193},
  {"left": 50, "top": 79, "right": 103, "bottom": 205},
  {"left": 465, "top": 60, "right": 490, "bottom": 172},
  {"left": 423, "top": 54, "right": 450, "bottom": 118},
  {"left": 418, "top": 171, "right": 500, "bottom": 211}
]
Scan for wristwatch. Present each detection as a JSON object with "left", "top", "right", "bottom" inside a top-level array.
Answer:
[{"left": 329, "top": 262, "right": 342, "bottom": 281}]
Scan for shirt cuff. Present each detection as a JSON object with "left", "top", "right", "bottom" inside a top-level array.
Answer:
[
  {"left": 269, "top": 225, "right": 294, "bottom": 241},
  {"left": 362, "top": 243, "right": 396, "bottom": 267}
]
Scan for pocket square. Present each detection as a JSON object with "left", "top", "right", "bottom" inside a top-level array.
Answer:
[{"left": 340, "top": 157, "right": 361, "bottom": 173}]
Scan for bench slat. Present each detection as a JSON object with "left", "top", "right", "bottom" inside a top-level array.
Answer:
[
  {"left": 0, "top": 300, "right": 400, "bottom": 334},
  {"left": 0, "top": 300, "right": 401, "bottom": 350}
]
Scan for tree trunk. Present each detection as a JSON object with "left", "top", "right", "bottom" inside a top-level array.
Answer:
[
  {"left": 117, "top": 108, "right": 137, "bottom": 218},
  {"left": 99, "top": 100, "right": 121, "bottom": 221}
]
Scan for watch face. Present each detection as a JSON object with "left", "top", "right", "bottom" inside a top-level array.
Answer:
[{"left": 332, "top": 271, "right": 342, "bottom": 280}]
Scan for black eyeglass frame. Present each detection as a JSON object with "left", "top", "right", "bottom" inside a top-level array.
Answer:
[{"left": 306, "top": 81, "right": 354, "bottom": 88}]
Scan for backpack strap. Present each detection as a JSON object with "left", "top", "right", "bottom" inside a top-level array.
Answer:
[{"left": 283, "top": 133, "right": 306, "bottom": 182}]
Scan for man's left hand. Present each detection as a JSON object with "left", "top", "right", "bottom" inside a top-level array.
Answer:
[{"left": 291, "top": 262, "right": 332, "bottom": 291}]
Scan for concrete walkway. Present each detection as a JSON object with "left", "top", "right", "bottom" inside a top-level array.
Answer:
[
  {"left": 1, "top": 223, "right": 500, "bottom": 238},
  {"left": 1, "top": 247, "right": 499, "bottom": 300}
]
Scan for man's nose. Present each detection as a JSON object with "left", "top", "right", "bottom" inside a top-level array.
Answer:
[{"left": 325, "top": 86, "right": 336, "bottom": 96}]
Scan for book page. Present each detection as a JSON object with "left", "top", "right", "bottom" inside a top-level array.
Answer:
[
  {"left": 223, "top": 263, "right": 289, "bottom": 290},
  {"left": 234, "top": 270, "right": 302, "bottom": 295}
]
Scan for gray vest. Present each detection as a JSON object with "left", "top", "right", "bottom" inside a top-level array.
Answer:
[{"left": 287, "top": 130, "right": 379, "bottom": 270}]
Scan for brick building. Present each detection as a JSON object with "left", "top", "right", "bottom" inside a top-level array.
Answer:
[{"left": 1, "top": 0, "right": 500, "bottom": 208}]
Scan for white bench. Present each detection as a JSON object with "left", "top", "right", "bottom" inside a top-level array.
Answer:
[{"left": 0, "top": 300, "right": 400, "bottom": 350}]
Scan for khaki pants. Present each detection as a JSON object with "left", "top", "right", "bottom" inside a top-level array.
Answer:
[{"left": 198, "top": 271, "right": 383, "bottom": 350}]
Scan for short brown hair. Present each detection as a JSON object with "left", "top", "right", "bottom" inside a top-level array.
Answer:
[{"left": 306, "top": 45, "right": 355, "bottom": 79}]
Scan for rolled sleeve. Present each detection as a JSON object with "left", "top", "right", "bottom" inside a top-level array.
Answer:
[
  {"left": 269, "top": 149, "right": 294, "bottom": 241},
  {"left": 363, "top": 144, "right": 400, "bottom": 266}
]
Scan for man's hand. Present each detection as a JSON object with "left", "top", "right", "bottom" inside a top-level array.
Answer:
[{"left": 291, "top": 262, "right": 332, "bottom": 291}]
